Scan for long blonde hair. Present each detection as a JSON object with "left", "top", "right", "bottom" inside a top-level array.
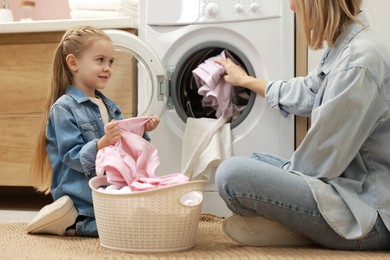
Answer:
[
  {"left": 30, "top": 26, "right": 112, "bottom": 194},
  {"left": 295, "top": 0, "right": 363, "bottom": 50}
]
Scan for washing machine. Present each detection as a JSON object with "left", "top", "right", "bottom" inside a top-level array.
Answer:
[{"left": 105, "top": 0, "right": 295, "bottom": 216}]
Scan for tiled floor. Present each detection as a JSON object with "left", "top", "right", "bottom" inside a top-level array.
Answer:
[{"left": 0, "top": 186, "right": 52, "bottom": 224}]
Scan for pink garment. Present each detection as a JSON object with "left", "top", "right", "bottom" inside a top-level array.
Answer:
[
  {"left": 192, "top": 50, "right": 238, "bottom": 119},
  {"left": 96, "top": 116, "right": 188, "bottom": 191}
]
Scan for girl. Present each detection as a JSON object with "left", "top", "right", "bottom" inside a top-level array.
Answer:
[
  {"left": 26, "top": 26, "right": 160, "bottom": 237},
  {"left": 215, "top": 0, "right": 390, "bottom": 250}
]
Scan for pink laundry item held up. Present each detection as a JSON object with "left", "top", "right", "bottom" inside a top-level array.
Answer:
[
  {"left": 96, "top": 116, "right": 188, "bottom": 191},
  {"left": 192, "top": 50, "right": 239, "bottom": 119}
]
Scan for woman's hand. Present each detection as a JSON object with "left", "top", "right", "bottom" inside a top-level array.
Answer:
[
  {"left": 215, "top": 58, "right": 267, "bottom": 97},
  {"left": 145, "top": 115, "right": 160, "bottom": 132},
  {"left": 97, "top": 120, "right": 121, "bottom": 150},
  {"left": 215, "top": 58, "right": 249, "bottom": 86}
]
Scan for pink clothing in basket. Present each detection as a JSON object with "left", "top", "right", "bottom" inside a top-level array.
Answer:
[{"left": 96, "top": 116, "right": 188, "bottom": 191}]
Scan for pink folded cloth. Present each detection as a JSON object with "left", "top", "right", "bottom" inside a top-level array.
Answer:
[
  {"left": 192, "top": 50, "right": 238, "bottom": 119},
  {"left": 96, "top": 116, "right": 188, "bottom": 191}
]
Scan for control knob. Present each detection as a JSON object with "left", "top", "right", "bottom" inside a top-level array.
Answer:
[
  {"left": 234, "top": 3, "right": 243, "bottom": 13},
  {"left": 205, "top": 2, "right": 220, "bottom": 18},
  {"left": 250, "top": 2, "right": 260, "bottom": 13}
]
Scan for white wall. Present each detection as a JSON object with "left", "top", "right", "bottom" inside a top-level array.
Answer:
[
  {"left": 308, "top": 0, "right": 390, "bottom": 71},
  {"left": 363, "top": 0, "right": 390, "bottom": 46}
]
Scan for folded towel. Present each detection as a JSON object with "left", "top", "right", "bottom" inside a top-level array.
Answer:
[
  {"left": 68, "top": 0, "right": 138, "bottom": 11},
  {"left": 182, "top": 117, "right": 231, "bottom": 180},
  {"left": 70, "top": 9, "right": 137, "bottom": 19}
]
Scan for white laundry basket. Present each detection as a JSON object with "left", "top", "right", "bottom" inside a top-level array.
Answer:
[{"left": 89, "top": 176, "right": 207, "bottom": 253}]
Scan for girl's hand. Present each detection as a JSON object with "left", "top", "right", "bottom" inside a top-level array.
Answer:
[
  {"left": 145, "top": 115, "right": 160, "bottom": 132},
  {"left": 104, "top": 120, "right": 121, "bottom": 144},
  {"left": 97, "top": 120, "right": 121, "bottom": 150}
]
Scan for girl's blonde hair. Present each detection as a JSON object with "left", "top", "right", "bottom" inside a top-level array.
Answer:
[
  {"left": 295, "top": 0, "right": 363, "bottom": 50},
  {"left": 31, "top": 26, "right": 112, "bottom": 194}
]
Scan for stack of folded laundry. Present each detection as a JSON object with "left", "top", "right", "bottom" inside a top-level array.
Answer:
[{"left": 68, "top": 0, "right": 138, "bottom": 19}]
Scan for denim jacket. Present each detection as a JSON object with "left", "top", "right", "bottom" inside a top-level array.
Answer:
[
  {"left": 46, "top": 86, "right": 123, "bottom": 217},
  {"left": 266, "top": 12, "right": 390, "bottom": 239}
]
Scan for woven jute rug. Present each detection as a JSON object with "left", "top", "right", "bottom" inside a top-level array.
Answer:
[{"left": 1, "top": 214, "right": 389, "bottom": 259}]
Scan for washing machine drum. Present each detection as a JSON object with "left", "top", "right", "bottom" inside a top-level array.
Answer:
[{"left": 170, "top": 46, "right": 256, "bottom": 129}]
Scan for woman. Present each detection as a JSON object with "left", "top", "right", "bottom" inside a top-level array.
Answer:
[{"left": 215, "top": 0, "right": 390, "bottom": 250}]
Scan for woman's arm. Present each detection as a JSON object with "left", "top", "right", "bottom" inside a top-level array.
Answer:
[{"left": 215, "top": 58, "right": 267, "bottom": 97}]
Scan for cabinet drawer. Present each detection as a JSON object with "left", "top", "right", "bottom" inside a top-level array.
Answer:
[{"left": 0, "top": 116, "right": 41, "bottom": 186}]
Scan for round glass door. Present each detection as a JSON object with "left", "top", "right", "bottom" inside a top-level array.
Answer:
[
  {"left": 170, "top": 43, "right": 256, "bottom": 129},
  {"left": 104, "top": 29, "right": 166, "bottom": 117}
]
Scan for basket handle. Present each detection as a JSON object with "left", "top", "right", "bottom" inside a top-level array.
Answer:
[{"left": 179, "top": 191, "right": 203, "bottom": 207}]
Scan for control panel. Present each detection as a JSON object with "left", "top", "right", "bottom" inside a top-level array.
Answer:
[
  {"left": 146, "top": 0, "right": 282, "bottom": 25},
  {"left": 199, "top": 0, "right": 282, "bottom": 23}
]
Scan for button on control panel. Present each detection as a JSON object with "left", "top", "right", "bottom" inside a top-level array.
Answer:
[{"left": 199, "top": 0, "right": 281, "bottom": 23}]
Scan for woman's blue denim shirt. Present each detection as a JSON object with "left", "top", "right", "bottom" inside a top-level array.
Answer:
[
  {"left": 46, "top": 86, "right": 124, "bottom": 217},
  {"left": 266, "top": 11, "right": 390, "bottom": 239}
]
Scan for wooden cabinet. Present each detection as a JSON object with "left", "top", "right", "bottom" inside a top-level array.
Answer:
[{"left": 0, "top": 29, "right": 137, "bottom": 186}]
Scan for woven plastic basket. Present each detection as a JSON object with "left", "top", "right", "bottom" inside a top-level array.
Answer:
[{"left": 89, "top": 176, "right": 207, "bottom": 253}]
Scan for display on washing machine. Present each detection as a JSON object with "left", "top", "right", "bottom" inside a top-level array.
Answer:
[{"left": 170, "top": 46, "right": 256, "bottom": 129}]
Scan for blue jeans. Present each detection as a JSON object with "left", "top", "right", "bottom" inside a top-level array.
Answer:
[
  {"left": 215, "top": 153, "right": 390, "bottom": 250},
  {"left": 75, "top": 217, "right": 98, "bottom": 237}
]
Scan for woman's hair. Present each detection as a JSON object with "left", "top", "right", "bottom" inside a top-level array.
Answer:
[
  {"left": 30, "top": 26, "right": 112, "bottom": 194},
  {"left": 295, "top": 0, "right": 363, "bottom": 50}
]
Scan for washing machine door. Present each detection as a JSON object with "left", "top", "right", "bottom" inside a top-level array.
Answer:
[{"left": 104, "top": 29, "right": 166, "bottom": 117}]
